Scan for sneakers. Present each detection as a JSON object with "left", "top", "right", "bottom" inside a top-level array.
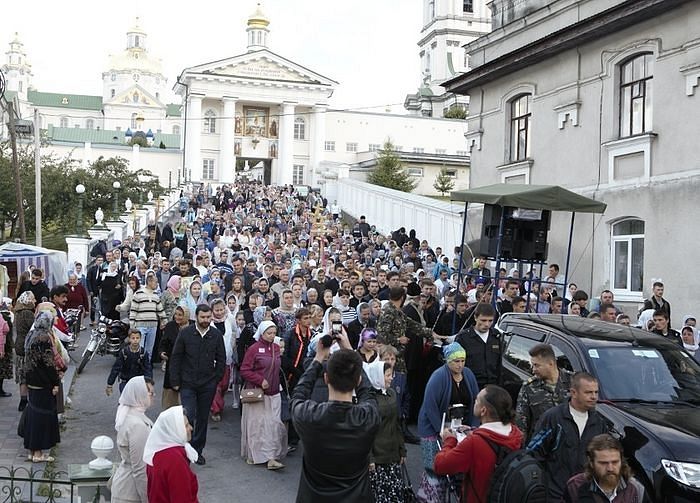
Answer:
[
  {"left": 211, "top": 414, "right": 221, "bottom": 422},
  {"left": 267, "top": 460, "right": 284, "bottom": 470}
]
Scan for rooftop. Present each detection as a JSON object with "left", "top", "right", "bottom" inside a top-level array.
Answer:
[
  {"left": 45, "top": 125, "right": 180, "bottom": 149},
  {"left": 28, "top": 90, "right": 103, "bottom": 111}
]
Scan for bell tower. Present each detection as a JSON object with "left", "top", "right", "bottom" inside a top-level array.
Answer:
[
  {"left": 2, "top": 33, "right": 33, "bottom": 100},
  {"left": 246, "top": 3, "right": 270, "bottom": 52}
]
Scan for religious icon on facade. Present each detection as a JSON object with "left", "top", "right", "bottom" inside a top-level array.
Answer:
[
  {"left": 235, "top": 115, "right": 242, "bottom": 135},
  {"left": 244, "top": 107, "right": 269, "bottom": 137},
  {"left": 234, "top": 138, "right": 242, "bottom": 156},
  {"left": 269, "top": 140, "right": 278, "bottom": 159},
  {"left": 270, "top": 119, "right": 278, "bottom": 138}
]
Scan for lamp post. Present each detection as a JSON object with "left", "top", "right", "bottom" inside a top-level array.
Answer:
[
  {"left": 112, "top": 181, "right": 121, "bottom": 219},
  {"left": 75, "top": 184, "right": 85, "bottom": 235},
  {"left": 168, "top": 170, "right": 172, "bottom": 191}
]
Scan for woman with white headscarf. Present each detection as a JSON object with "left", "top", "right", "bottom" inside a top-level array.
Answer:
[
  {"left": 239, "top": 320, "right": 287, "bottom": 470},
  {"left": 110, "top": 376, "right": 153, "bottom": 503},
  {"left": 637, "top": 309, "right": 656, "bottom": 331},
  {"left": 100, "top": 261, "right": 124, "bottom": 321},
  {"left": 144, "top": 405, "right": 199, "bottom": 503}
]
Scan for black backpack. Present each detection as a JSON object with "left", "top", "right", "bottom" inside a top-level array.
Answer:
[{"left": 481, "top": 436, "right": 547, "bottom": 503}]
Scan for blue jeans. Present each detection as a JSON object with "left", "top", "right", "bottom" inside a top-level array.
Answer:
[
  {"left": 137, "top": 326, "right": 157, "bottom": 360},
  {"left": 180, "top": 384, "right": 217, "bottom": 454}
]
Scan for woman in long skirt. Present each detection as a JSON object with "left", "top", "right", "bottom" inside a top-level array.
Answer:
[
  {"left": 21, "top": 312, "right": 61, "bottom": 463},
  {"left": 239, "top": 320, "right": 287, "bottom": 470}
]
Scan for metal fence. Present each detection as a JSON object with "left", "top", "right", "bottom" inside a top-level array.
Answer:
[{"left": 0, "top": 466, "right": 75, "bottom": 503}]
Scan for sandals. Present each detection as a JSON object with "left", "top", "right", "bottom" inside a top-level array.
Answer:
[{"left": 32, "top": 454, "right": 55, "bottom": 463}]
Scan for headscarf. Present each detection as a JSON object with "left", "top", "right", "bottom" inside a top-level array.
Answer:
[
  {"left": 681, "top": 326, "right": 699, "bottom": 353},
  {"left": 115, "top": 376, "right": 152, "bottom": 432},
  {"left": 253, "top": 320, "right": 276, "bottom": 342},
  {"left": 321, "top": 307, "right": 340, "bottom": 335},
  {"left": 443, "top": 342, "right": 466, "bottom": 363},
  {"left": 637, "top": 309, "right": 656, "bottom": 331},
  {"left": 253, "top": 305, "right": 268, "bottom": 326},
  {"left": 17, "top": 290, "right": 36, "bottom": 307},
  {"left": 25, "top": 311, "right": 54, "bottom": 354},
  {"left": 682, "top": 315, "right": 697, "bottom": 328},
  {"left": 103, "top": 261, "right": 119, "bottom": 278},
  {"left": 179, "top": 281, "right": 206, "bottom": 319},
  {"left": 166, "top": 275, "right": 181, "bottom": 295},
  {"left": 142, "top": 406, "right": 198, "bottom": 466},
  {"left": 364, "top": 359, "right": 387, "bottom": 393},
  {"left": 357, "top": 327, "right": 377, "bottom": 350}
]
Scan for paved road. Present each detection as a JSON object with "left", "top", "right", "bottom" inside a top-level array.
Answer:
[{"left": 55, "top": 335, "right": 425, "bottom": 502}]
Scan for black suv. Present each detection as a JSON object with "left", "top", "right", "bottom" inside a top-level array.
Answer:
[{"left": 497, "top": 314, "right": 700, "bottom": 502}]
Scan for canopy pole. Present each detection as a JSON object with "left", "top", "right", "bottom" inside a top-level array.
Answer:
[
  {"left": 563, "top": 213, "right": 576, "bottom": 302},
  {"left": 453, "top": 202, "right": 469, "bottom": 335}
]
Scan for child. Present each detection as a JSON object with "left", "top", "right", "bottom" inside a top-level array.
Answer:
[
  {"left": 106, "top": 329, "right": 153, "bottom": 396},
  {"left": 380, "top": 345, "right": 418, "bottom": 444}
]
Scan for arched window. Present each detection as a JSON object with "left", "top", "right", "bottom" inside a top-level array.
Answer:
[
  {"left": 110, "top": 89, "right": 115, "bottom": 98},
  {"left": 203, "top": 110, "right": 216, "bottom": 134},
  {"left": 172, "top": 125, "right": 181, "bottom": 135},
  {"left": 611, "top": 219, "right": 645, "bottom": 295},
  {"left": 619, "top": 53, "right": 653, "bottom": 138},
  {"left": 509, "top": 94, "right": 531, "bottom": 162},
  {"left": 59, "top": 116, "right": 68, "bottom": 128},
  {"left": 86, "top": 119, "right": 95, "bottom": 130},
  {"left": 131, "top": 113, "right": 138, "bottom": 129},
  {"left": 293, "top": 117, "right": 306, "bottom": 140}
]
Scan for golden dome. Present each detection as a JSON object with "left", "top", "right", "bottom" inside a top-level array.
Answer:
[
  {"left": 248, "top": 3, "right": 270, "bottom": 28},
  {"left": 128, "top": 17, "right": 146, "bottom": 35}
]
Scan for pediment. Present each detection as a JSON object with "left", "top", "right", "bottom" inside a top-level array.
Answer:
[
  {"left": 185, "top": 50, "right": 337, "bottom": 87},
  {"left": 107, "top": 85, "right": 164, "bottom": 108}
]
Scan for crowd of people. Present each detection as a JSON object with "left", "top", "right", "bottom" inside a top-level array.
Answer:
[{"left": 3, "top": 179, "right": 693, "bottom": 502}]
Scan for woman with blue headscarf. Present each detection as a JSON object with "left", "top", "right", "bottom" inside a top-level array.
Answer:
[{"left": 416, "top": 342, "right": 479, "bottom": 502}]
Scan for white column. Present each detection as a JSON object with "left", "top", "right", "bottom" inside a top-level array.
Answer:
[
  {"left": 220, "top": 96, "right": 236, "bottom": 183},
  {"left": 277, "top": 102, "right": 296, "bottom": 186},
  {"left": 185, "top": 94, "right": 203, "bottom": 182},
  {"left": 310, "top": 105, "right": 327, "bottom": 187}
]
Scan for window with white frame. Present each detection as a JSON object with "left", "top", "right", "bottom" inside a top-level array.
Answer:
[
  {"left": 60, "top": 117, "right": 68, "bottom": 128},
  {"left": 293, "top": 164, "right": 305, "bottom": 184},
  {"left": 413, "top": 147, "right": 425, "bottom": 154},
  {"left": 463, "top": 0, "right": 474, "bottom": 13},
  {"left": 131, "top": 113, "right": 138, "bottom": 129},
  {"left": 369, "top": 143, "right": 381, "bottom": 152},
  {"left": 324, "top": 141, "right": 335, "bottom": 151},
  {"left": 611, "top": 219, "right": 644, "bottom": 296},
  {"left": 111, "top": 89, "right": 115, "bottom": 98},
  {"left": 173, "top": 125, "right": 181, "bottom": 135},
  {"left": 203, "top": 110, "right": 216, "bottom": 134},
  {"left": 619, "top": 53, "right": 653, "bottom": 138},
  {"left": 445, "top": 169, "right": 458, "bottom": 178},
  {"left": 86, "top": 119, "right": 95, "bottom": 130},
  {"left": 346, "top": 142, "right": 358, "bottom": 152},
  {"left": 406, "top": 167, "right": 424, "bottom": 177},
  {"left": 202, "top": 159, "right": 215, "bottom": 180},
  {"left": 294, "top": 117, "right": 306, "bottom": 140},
  {"left": 436, "top": 148, "right": 447, "bottom": 155},
  {"left": 510, "top": 94, "right": 531, "bottom": 162}
]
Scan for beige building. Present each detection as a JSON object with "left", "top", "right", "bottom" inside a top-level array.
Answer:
[{"left": 444, "top": 0, "right": 699, "bottom": 324}]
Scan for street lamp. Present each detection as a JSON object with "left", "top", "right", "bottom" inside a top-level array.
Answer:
[
  {"left": 112, "top": 181, "right": 121, "bottom": 219},
  {"left": 75, "top": 184, "right": 85, "bottom": 235}
]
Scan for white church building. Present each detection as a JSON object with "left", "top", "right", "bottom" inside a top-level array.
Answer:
[{"left": 1, "top": 4, "right": 474, "bottom": 195}]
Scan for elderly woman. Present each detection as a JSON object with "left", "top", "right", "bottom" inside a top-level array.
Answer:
[
  {"left": 161, "top": 276, "right": 181, "bottom": 322},
  {"left": 239, "top": 320, "right": 287, "bottom": 470},
  {"left": 416, "top": 342, "right": 479, "bottom": 502},
  {"left": 0, "top": 307, "right": 12, "bottom": 398},
  {"left": 65, "top": 273, "right": 89, "bottom": 317},
  {"left": 100, "top": 262, "right": 124, "bottom": 321},
  {"left": 14, "top": 291, "right": 36, "bottom": 411},
  {"left": 143, "top": 406, "right": 199, "bottom": 503},
  {"left": 111, "top": 376, "right": 154, "bottom": 503},
  {"left": 21, "top": 311, "right": 61, "bottom": 463}
]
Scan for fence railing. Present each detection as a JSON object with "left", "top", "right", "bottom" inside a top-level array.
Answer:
[{"left": 0, "top": 466, "right": 75, "bottom": 503}]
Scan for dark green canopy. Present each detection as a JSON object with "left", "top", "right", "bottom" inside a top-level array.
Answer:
[{"left": 451, "top": 183, "right": 606, "bottom": 214}]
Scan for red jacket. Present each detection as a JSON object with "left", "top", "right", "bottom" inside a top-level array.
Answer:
[
  {"left": 434, "top": 424, "right": 523, "bottom": 503},
  {"left": 146, "top": 446, "right": 199, "bottom": 503}
]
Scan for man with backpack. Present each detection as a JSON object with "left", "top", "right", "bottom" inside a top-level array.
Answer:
[{"left": 433, "top": 385, "right": 524, "bottom": 503}]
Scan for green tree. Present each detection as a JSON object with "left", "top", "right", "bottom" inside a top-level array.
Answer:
[
  {"left": 433, "top": 167, "right": 456, "bottom": 196},
  {"left": 443, "top": 106, "right": 467, "bottom": 119},
  {"left": 366, "top": 140, "right": 416, "bottom": 193}
]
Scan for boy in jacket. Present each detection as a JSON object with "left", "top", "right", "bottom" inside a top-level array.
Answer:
[{"left": 106, "top": 329, "right": 153, "bottom": 395}]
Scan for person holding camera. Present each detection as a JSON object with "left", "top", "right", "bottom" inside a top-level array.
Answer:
[{"left": 290, "top": 333, "right": 380, "bottom": 502}]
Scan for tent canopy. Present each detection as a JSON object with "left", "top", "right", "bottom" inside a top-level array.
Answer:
[
  {"left": 0, "top": 242, "right": 68, "bottom": 288},
  {"left": 451, "top": 183, "right": 607, "bottom": 214}
]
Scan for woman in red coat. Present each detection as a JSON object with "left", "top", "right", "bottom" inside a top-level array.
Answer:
[
  {"left": 143, "top": 405, "right": 199, "bottom": 503},
  {"left": 65, "top": 273, "right": 89, "bottom": 320}
]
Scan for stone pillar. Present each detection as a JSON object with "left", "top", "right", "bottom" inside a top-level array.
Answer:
[
  {"left": 185, "top": 94, "right": 203, "bottom": 182},
  {"left": 134, "top": 208, "right": 149, "bottom": 235},
  {"left": 87, "top": 226, "right": 112, "bottom": 242},
  {"left": 105, "top": 220, "right": 127, "bottom": 243},
  {"left": 65, "top": 236, "right": 91, "bottom": 270},
  {"left": 277, "top": 102, "right": 296, "bottom": 186},
  {"left": 220, "top": 97, "right": 236, "bottom": 183},
  {"left": 310, "top": 105, "right": 327, "bottom": 187},
  {"left": 121, "top": 212, "right": 136, "bottom": 238}
]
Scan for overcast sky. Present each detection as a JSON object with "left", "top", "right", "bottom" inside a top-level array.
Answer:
[{"left": 2, "top": 0, "right": 424, "bottom": 112}]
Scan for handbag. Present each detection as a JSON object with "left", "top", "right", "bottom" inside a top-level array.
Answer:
[
  {"left": 240, "top": 344, "right": 275, "bottom": 404},
  {"left": 401, "top": 463, "right": 417, "bottom": 503}
]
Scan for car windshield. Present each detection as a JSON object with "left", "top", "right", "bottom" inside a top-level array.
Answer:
[{"left": 587, "top": 346, "right": 700, "bottom": 403}]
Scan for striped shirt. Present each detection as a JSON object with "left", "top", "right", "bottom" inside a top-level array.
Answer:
[{"left": 129, "top": 288, "right": 166, "bottom": 327}]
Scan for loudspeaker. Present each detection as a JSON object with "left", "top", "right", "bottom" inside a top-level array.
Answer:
[{"left": 478, "top": 205, "right": 550, "bottom": 262}]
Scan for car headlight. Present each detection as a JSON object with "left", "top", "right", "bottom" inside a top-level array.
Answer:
[{"left": 662, "top": 459, "right": 700, "bottom": 488}]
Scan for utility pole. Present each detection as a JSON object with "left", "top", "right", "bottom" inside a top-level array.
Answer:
[
  {"left": 7, "top": 101, "right": 26, "bottom": 242},
  {"left": 34, "top": 108, "right": 41, "bottom": 246}
]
